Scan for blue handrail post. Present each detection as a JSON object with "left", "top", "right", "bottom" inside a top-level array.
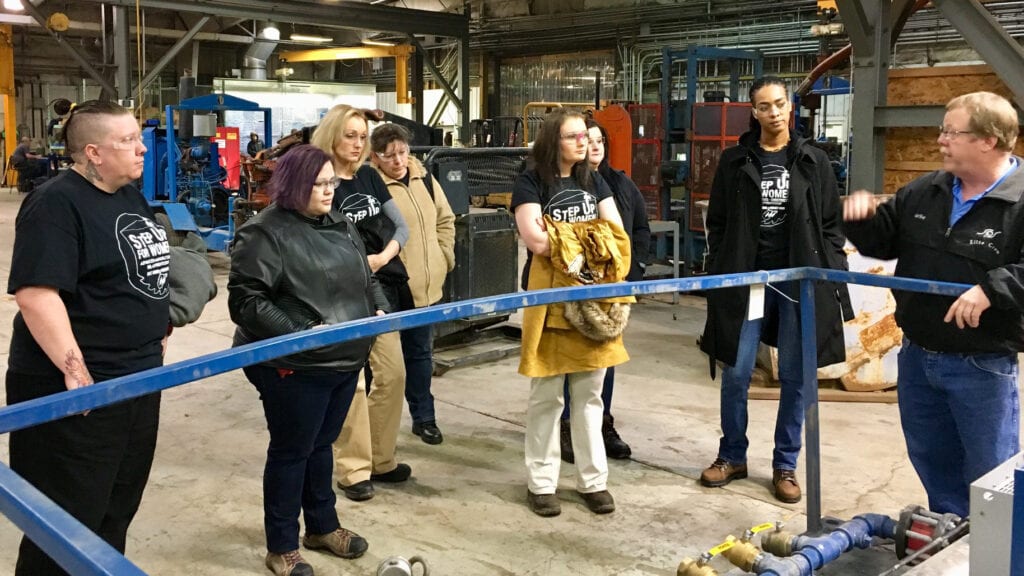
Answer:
[
  {"left": 800, "top": 278, "right": 822, "bottom": 534},
  {"left": 0, "top": 463, "right": 147, "bottom": 576},
  {"left": 1012, "top": 465, "right": 1024, "bottom": 574}
]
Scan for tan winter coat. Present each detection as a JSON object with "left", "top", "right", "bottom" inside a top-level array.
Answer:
[{"left": 375, "top": 157, "right": 456, "bottom": 307}]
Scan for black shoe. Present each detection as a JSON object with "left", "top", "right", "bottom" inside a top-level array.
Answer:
[
  {"left": 602, "top": 414, "right": 632, "bottom": 459},
  {"left": 578, "top": 489, "right": 616, "bottom": 514},
  {"left": 559, "top": 419, "right": 575, "bottom": 464},
  {"left": 370, "top": 463, "right": 412, "bottom": 483},
  {"left": 412, "top": 421, "right": 443, "bottom": 445},
  {"left": 338, "top": 479, "right": 374, "bottom": 502},
  {"left": 527, "top": 491, "right": 561, "bottom": 517}
]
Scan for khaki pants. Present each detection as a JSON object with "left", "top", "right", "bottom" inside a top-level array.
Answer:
[
  {"left": 525, "top": 369, "right": 608, "bottom": 494},
  {"left": 334, "top": 331, "right": 406, "bottom": 485}
]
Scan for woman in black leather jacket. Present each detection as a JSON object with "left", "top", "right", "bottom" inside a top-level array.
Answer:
[{"left": 228, "top": 144, "right": 388, "bottom": 576}]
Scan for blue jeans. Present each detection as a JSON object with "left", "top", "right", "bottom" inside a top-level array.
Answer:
[
  {"left": 897, "top": 339, "right": 1020, "bottom": 517},
  {"left": 401, "top": 324, "right": 436, "bottom": 425},
  {"left": 244, "top": 365, "right": 358, "bottom": 553},
  {"left": 718, "top": 285, "right": 804, "bottom": 470},
  {"left": 561, "top": 366, "right": 615, "bottom": 420}
]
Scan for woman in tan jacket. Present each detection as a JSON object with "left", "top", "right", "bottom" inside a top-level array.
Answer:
[{"left": 370, "top": 123, "right": 456, "bottom": 446}]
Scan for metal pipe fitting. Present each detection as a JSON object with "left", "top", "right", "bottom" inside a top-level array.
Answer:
[
  {"left": 676, "top": 557, "right": 718, "bottom": 576},
  {"left": 720, "top": 535, "right": 761, "bottom": 573},
  {"left": 761, "top": 530, "right": 797, "bottom": 557}
]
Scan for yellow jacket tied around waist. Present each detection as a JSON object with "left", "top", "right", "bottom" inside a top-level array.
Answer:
[{"left": 519, "top": 216, "right": 635, "bottom": 378}]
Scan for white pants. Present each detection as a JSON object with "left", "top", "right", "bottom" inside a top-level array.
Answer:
[{"left": 525, "top": 369, "right": 608, "bottom": 494}]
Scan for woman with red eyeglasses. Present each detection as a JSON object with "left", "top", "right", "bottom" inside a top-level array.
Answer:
[{"left": 512, "top": 108, "right": 630, "bottom": 518}]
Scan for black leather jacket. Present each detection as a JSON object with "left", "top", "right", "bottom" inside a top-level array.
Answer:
[{"left": 228, "top": 204, "right": 390, "bottom": 372}]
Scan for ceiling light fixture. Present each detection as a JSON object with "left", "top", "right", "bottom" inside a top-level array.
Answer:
[
  {"left": 3, "top": 0, "right": 25, "bottom": 11},
  {"left": 362, "top": 39, "right": 396, "bottom": 47},
  {"left": 290, "top": 33, "right": 332, "bottom": 42},
  {"left": 260, "top": 21, "right": 280, "bottom": 41}
]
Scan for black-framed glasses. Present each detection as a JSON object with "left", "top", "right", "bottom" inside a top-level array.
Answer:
[
  {"left": 313, "top": 177, "right": 341, "bottom": 190},
  {"left": 560, "top": 131, "right": 590, "bottom": 144}
]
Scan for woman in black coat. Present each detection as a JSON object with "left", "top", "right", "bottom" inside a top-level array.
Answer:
[{"left": 698, "top": 77, "right": 852, "bottom": 505}]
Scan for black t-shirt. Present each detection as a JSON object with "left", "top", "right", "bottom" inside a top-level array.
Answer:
[
  {"left": 754, "top": 146, "right": 791, "bottom": 270},
  {"left": 8, "top": 170, "right": 170, "bottom": 380},
  {"left": 511, "top": 170, "right": 613, "bottom": 289},
  {"left": 511, "top": 171, "right": 612, "bottom": 221},
  {"left": 333, "top": 164, "right": 408, "bottom": 285}
]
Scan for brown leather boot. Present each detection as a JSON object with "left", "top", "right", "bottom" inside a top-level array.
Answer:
[
  {"left": 527, "top": 491, "right": 561, "bottom": 517},
  {"left": 773, "top": 469, "right": 802, "bottom": 503},
  {"left": 700, "top": 458, "right": 748, "bottom": 487}
]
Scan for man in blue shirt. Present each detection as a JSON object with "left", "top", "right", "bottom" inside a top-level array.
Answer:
[{"left": 844, "top": 91, "right": 1023, "bottom": 518}]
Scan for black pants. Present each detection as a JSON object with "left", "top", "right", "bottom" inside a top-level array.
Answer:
[
  {"left": 15, "top": 158, "right": 48, "bottom": 180},
  {"left": 5, "top": 370, "right": 161, "bottom": 576},
  {"left": 243, "top": 365, "right": 358, "bottom": 553}
]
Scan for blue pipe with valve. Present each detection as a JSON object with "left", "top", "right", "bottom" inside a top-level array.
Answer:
[{"left": 724, "top": 514, "right": 897, "bottom": 576}]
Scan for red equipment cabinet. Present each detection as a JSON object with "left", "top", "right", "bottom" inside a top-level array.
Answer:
[{"left": 212, "top": 126, "right": 240, "bottom": 190}]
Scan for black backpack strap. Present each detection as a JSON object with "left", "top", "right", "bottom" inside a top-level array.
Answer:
[{"left": 423, "top": 171, "right": 435, "bottom": 200}]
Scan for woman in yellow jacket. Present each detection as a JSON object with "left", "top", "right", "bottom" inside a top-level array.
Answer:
[
  {"left": 511, "top": 109, "right": 629, "bottom": 517},
  {"left": 370, "top": 123, "right": 456, "bottom": 446}
]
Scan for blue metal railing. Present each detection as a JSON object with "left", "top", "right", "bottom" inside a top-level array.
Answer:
[{"left": 0, "top": 268, "right": 974, "bottom": 574}]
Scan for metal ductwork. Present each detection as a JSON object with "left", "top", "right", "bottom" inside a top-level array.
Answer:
[{"left": 243, "top": 38, "right": 277, "bottom": 80}]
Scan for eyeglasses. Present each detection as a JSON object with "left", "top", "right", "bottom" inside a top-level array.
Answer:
[
  {"left": 561, "top": 131, "right": 590, "bottom": 144},
  {"left": 375, "top": 147, "right": 409, "bottom": 161},
  {"left": 313, "top": 177, "right": 341, "bottom": 190},
  {"left": 105, "top": 134, "right": 145, "bottom": 151},
  {"left": 938, "top": 126, "right": 975, "bottom": 139}
]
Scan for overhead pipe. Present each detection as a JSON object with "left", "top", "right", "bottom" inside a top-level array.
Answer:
[{"left": 796, "top": 0, "right": 927, "bottom": 97}]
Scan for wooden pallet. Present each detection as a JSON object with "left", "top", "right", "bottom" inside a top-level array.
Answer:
[{"left": 748, "top": 370, "right": 897, "bottom": 404}]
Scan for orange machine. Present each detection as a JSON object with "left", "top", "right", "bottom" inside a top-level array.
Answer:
[
  {"left": 521, "top": 101, "right": 632, "bottom": 177},
  {"left": 591, "top": 104, "right": 632, "bottom": 177}
]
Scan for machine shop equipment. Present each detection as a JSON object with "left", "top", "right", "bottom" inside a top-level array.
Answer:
[
  {"left": 142, "top": 93, "right": 272, "bottom": 252},
  {"left": 414, "top": 146, "right": 526, "bottom": 375},
  {"left": 644, "top": 45, "right": 763, "bottom": 276}
]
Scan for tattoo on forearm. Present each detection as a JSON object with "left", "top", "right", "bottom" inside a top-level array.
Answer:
[
  {"left": 84, "top": 161, "right": 104, "bottom": 184},
  {"left": 65, "top": 350, "right": 93, "bottom": 387}
]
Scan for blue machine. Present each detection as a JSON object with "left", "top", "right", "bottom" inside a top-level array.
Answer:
[
  {"left": 658, "top": 45, "right": 764, "bottom": 276},
  {"left": 142, "top": 93, "right": 272, "bottom": 252}
]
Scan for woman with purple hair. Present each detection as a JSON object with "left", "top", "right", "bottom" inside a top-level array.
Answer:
[{"left": 228, "top": 144, "right": 389, "bottom": 576}]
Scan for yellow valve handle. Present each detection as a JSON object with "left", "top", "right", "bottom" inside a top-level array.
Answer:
[
  {"left": 707, "top": 540, "right": 736, "bottom": 557},
  {"left": 749, "top": 522, "right": 776, "bottom": 535}
]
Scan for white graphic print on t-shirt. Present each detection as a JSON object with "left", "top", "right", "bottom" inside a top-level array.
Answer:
[
  {"left": 338, "top": 193, "right": 382, "bottom": 223},
  {"left": 116, "top": 213, "right": 170, "bottom": 299},
  {"left": 545, "top": 188, "right": 599, "bottom": 223},
  {"left": 760, "top": 163, "right": 790, "bottom": 228}
]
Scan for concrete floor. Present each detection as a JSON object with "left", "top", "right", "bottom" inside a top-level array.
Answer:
[{"left": 0, "top": 188, "right": 1001, "bottom": 575}]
